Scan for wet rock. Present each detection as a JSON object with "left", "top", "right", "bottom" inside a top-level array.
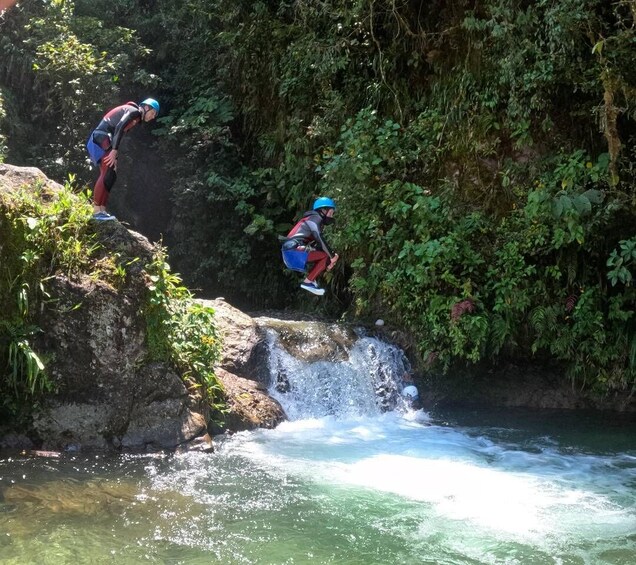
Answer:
[
  {"left": 33, "top": 402, "right": 111, "bottom": 450},
  {"left": 426, "top": 361, "right": 636, "bottom": 412},
  {"left": 255, "top": 318, "right": 358, "bottom": 363},
  {"left": 121, "top": 407, "right": 207, "bottom": 451},
  {"left": 215, "top": 368, "right": 286, "bottom": 432},
  {"left": 198, "top": 298, "right": 270, "bottom": 383},
  {"left": 0, "top": 433, "right": 34, "bottom": 450}
]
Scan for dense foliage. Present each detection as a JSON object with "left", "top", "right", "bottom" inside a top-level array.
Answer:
[
  {"left": 0, "top": 178, "right": 94, "bottom": 423},
  {"left": 1, "top": 0, "right": 635, "bottom": 396},
  {"left": 144, "top": 249, "right": 223, "bottom": 416}
]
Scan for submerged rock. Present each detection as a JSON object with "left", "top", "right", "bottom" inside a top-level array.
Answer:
[{"left": 1, "top": 476, "right": 206, "bottom": 538}]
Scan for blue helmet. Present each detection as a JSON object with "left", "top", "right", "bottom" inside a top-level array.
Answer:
[
  {"left": 313, "top": 197, "right": 336, "bottom": 211},
  {"left": 140, "top": 98, "right": 160, "bottom": 113}
]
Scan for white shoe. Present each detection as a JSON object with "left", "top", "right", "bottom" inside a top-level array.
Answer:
[
  {"left": 300, "top": 282, "right": 325, "bottom": 296},
  {"left": 92, "top": 211, "right": 116, "bottom": 221}
]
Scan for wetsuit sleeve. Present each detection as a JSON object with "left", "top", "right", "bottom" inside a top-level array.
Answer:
[
  {"left": 305, "top": 219, "right": 335, "bottom": 259},
  {"left": 111, "top": 107, "right": 141, "bottom": 150}
]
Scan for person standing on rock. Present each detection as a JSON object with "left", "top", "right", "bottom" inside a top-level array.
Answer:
[
  {"left": 281, "top": 197, "right": 339, "bottom": 296},
  {"left": 86, "top": 98, "right": 160, "bottom": 221}
]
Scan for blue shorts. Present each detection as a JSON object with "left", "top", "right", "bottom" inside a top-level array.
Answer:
[
  {"left": 86, "top": 131, "right": 107, "bottom": 166},
  {"left": 282, "top": 249, "right": 309, "bottom": 272}
]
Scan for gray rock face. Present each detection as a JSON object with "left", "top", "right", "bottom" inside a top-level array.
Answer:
[
  {"left": 0, "top": 163, "right": 63, "bottom": 195},
  {"left": 200, "top": 299, "right": 287, "bottom": 430},
  {"left": 31, "top": 228, "right": 209, "bottom": 451},
  {"left": 433, "top": 361, "right": 636, "bottom": 412},
  {"left": 198, "top": 298, "right": 268, "bottom": 382},
  {"left": 1, "top": 165, "right": 210, "bottom": 451}
]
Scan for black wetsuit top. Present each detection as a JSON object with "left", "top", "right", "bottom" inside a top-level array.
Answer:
[
  {"left": 93, "top": 103, "right": 141, "bottom": 150},
  {"left": 285, "top": 210, "right": 335, "bottom": 259}
]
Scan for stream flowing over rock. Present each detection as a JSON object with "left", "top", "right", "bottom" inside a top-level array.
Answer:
[
  {"left": 197, "top": 301, "right": 368, "bottom": 432},
  {"left": 1, "top": 165, "right": 632, "bottom": 454}
]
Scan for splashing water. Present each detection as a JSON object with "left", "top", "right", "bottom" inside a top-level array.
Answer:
[
  {"left": 219, "top": 413, "right": 636, "bottom": 558},
  {"left": 265, "top": 327, "right": 412, "bottom": 419},
  {"left": 1, "top": 325, "right": 635, "bottom": 564}
]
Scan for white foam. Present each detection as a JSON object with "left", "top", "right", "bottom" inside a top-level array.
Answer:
[{"left": 226, "top": 413, "right": 635, "bottom": 546}]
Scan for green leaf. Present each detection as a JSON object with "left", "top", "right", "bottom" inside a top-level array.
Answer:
[
  {"left": 592, "top": 40, "right": 604, "bottom": 55},
  {"left": 573, "top": 194, "right": 591, "bottom": 215},
  {"left": 581, "top": 189, "right": 603, "bottom": 204}
]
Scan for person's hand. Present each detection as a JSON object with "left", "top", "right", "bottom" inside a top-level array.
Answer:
[
  {"left": 327, "top": 253, "right": 339, "bottom": 271},
  {"left": 103, "top": 149, "right": 118, "bottom": 168}
]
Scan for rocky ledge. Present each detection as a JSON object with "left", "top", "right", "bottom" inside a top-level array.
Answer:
[{"left": 0, "top": 164, "right": 283, "bottom": 453}]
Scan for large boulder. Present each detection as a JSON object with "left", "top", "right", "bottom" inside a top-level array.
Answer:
[
  {"left": 30, "top": 223, "right": 209, "bottom": 451},
  {"left": 0, "top": 165, "right": 210, "bottom": 451},
  {"left": 199, "top": 299, "right": 287, "bottom": 430}
]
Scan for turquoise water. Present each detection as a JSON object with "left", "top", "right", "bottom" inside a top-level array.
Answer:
[{"left": 1, "top": 407, "right": 635, "bottom": 564}]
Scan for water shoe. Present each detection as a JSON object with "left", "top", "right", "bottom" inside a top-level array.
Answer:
[
  {"left": 300, "top": 282, "right": 325, "bottom": 296},
  {"left": 92, "top": 211, "right": 116, "bottom": 221}
]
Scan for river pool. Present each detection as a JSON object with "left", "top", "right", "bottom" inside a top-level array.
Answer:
[{"left": 1, "top": 407, "right": 634, "bottom": 564}]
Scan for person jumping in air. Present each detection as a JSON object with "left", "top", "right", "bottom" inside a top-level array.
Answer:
[
  {"left": 281, "top": 197, "right": 339, "bottom": 296},
  {"left": 85, "top": 98, "right": 160, "bottom": 221}
]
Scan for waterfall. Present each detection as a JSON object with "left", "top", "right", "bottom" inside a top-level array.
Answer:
[
  {"left": 258, "top": 320, "right": 413, "bottom": 420},
  {"left": 3, "top": 319, "right": 635, "bottom": 565}
]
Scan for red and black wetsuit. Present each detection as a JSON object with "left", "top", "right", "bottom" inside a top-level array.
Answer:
[
  {"left": 285, "top": 210, "right": 335, "bottom": 282},
  {"left": 90, "top": 102, "right": 142, "bottom": 206}
]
